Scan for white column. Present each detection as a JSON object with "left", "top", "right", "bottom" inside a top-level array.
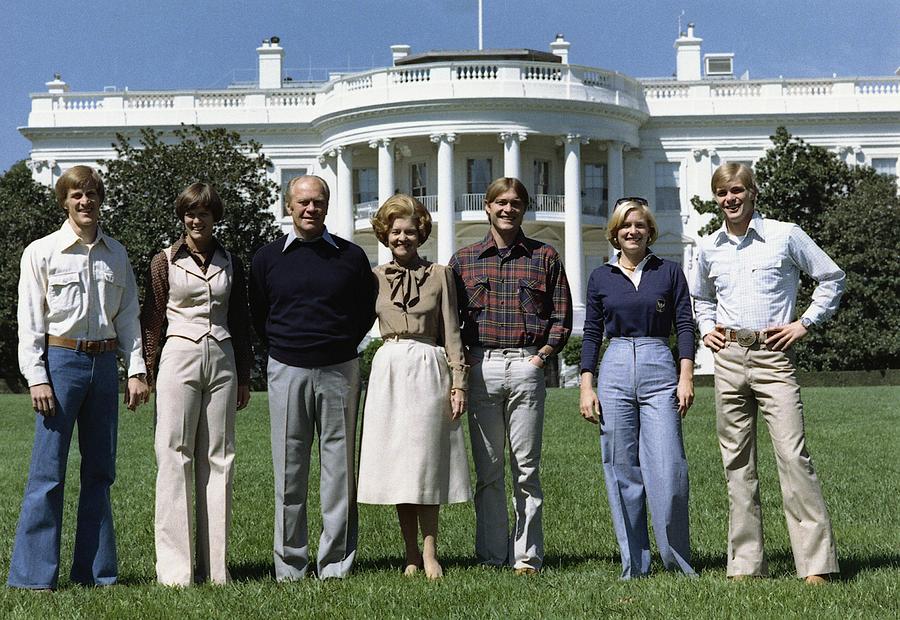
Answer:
[
  {"left": 431, "top": 132, "right": 457, "bottom": 265},
  {"left": 335, "top": 145, "right": 354, "bottom": 241},
  {"left": 499, "top": 131, "right": 526, "bottom": 180},
  {"left": 563, "top": 134, "right": 587, "bottom": 328},
  {"left": 371, "top": 138, "right": 395, "bottom": 264},
  {"left": 606, "top": 141, "right": 624, "bottom": 260}
]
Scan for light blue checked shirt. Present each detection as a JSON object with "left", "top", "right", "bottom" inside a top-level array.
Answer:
[{"left": 691, "top": 212, "right": 845, "bottom": 337}]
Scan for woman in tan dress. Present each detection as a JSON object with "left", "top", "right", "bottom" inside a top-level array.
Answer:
[{"left": 357, "top": 194, "right": 471, "bottom": 580}]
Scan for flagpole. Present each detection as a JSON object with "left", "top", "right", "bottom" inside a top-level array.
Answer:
[{"left": 478, "top": 0, "right": 483, "bottom": 50}]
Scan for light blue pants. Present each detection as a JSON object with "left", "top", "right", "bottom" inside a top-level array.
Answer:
[{"left": 598, "top": 337, "right": 694, "bottom": 579}]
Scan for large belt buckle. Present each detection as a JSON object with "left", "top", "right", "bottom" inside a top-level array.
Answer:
[{"left": 736, "top": 328, "right": 758, "bottom": 347}]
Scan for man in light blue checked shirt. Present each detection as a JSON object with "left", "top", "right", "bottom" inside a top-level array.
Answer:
[{"left": 692, "top": 163, "right": 844, "bottom": 585}]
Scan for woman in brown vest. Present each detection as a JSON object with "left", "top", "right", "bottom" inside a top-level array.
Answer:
[{"left": 141, "top": 183, "right": 252, "bottom": 586}]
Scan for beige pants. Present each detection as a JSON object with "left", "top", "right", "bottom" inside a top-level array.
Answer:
[
  {"left": 714, "top": 342, "right": 838, "bottom": 578},
  {"left": 154, "top": 336, "right": 237, "bottom": 586}
]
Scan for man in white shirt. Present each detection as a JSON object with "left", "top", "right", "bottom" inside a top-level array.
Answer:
[
  {"left": 692, "top": 163, "right": 844, "bottom": 585},
  {"left": 8, "top": 165, "right": 149, "bottom": 591}
]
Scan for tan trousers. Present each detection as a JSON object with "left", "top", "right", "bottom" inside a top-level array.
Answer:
[
  {"left": 154, "top": 336, "right": 237, "bottom": 586},
  {"left": 714, "top": 342, "right": 838, "bottom": 578}
]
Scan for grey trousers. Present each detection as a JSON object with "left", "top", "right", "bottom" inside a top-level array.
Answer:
[
  {"left": 467, "top": 346, "right": 546, "bottom": 570},
  {"left": 267, "top": 356, "right": 360, "bottom": 580}
]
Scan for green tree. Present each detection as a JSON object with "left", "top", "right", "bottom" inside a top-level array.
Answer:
[
  {"left": 0, "top": 161, "right": 61, "bottom": 390},
  {"left": 99, "top": 125, "right": 281, "bottom": 387}
]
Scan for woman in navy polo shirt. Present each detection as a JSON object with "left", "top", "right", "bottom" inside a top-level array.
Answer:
[{"left": 578, "top": 197, "right": 696, "bottom": 579}]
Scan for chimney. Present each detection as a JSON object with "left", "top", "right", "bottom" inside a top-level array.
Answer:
[
  {"left": 257, "top": 36, "right": 284, "bottom": 89},
  {"left": 391, "top": 44, "right": 411, "bottom": 65},
  {"left": 46, "top": 73, "right": 69, "bottom": 94},
  {"left": 550, "top": 33, "right": 570, "bottom": 64},
  {"left": 674, "top": 22, "right": 702, "bottom": 81}
]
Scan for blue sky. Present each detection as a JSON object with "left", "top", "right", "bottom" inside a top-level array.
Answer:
[{"left": 3, "top": 0, "right": 898, "bottom": 173}]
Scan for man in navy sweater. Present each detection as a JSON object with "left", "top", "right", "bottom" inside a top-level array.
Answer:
[{"left": 250, "top": 175, "right": 376, "bottom": 580}]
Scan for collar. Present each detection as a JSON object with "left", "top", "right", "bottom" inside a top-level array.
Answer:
[
  {"left": 714, "top": 211, "right": 765, "bottom": 245},
  {"left": 283, "top": 226, "right": 339, "bottom": 252},
  {"left": 475, "top": 230, "right": 532, "bottom": 259},
  {"left": 170, "top": 236, "right": 229, "bottom": 279},
  {"left": 169, "top": 236, "right": 221, "bottom": 263},
  {"left": 609, "top": 250, "right": 658, "bottom": 271},
  {"left": 57, "top": 220, "right": 108, "bottom": 250}
]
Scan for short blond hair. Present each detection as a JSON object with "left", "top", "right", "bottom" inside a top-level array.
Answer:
[
  {"left": 606, "top": 200, "right": 658, "bottom": 249},
  {"left": 371, "top": 194, "right": 432, "bottom": 246},
  {"left": 711, "top": 163, "right": 758, "bottom": 202}
]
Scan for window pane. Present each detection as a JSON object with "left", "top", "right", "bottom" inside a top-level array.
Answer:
[
  {"left": 872, "top": 158, "right": 897, "bottom": 177},
  {"left": 534, "top": 160, "right": 550, "bottom": 195},
  {"left": 582, "top": 163, "right": 607, "bottom": 215},
  {"left": 353, "top": 168, "right": 378, "bottom": 204},
  {"left": 655, "top": 162, "right": 680, "bottom": 211},
  {"left": 467, "top": 159, "right": 493, "bottom": 193},
  {"left": 410, "top": 163, "right": 427, "bottom": 197},
  {"left": 280, "top": 167, "right": 308, "bottom": 216}
]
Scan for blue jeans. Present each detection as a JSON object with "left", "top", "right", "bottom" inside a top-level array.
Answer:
[
  {"left": 7, "top": 347, "right": 119, "bottom": 589},
  {"left": 598, "top": 337, "right": 694, "bottom": 579}
]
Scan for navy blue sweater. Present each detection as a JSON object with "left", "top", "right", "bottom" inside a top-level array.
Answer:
[
  {"left": 249, "top": 233, "right": 376, "bottom": 368},
  {"left": 580, "top": 253, "right": 694, "bottom": 374}
]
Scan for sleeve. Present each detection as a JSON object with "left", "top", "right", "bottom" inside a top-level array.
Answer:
[
  {"left": 227, "top": 254, "right": 253, "bottom": 386},
  {"left": 140, "top": 251, "right": 169, "bottom": 386},
  {"left": 438, "top": 266, "right": 468, "bottom": 390},
  {"left": 788, "top": 226, "right": 845, "bottom": 326},
  {"left": 115, "top": 250, "right": 147, "bottom": 377},
  {"left": 249, "top": 249, "right": 270, "bottom": 348},
  {"left": 579, "top": 269, "right": 605, "bottom": 374},
  {"left": 352, "top": 253, "right": 377, "bottom": 346},
  {"left": 17, "top": 243, "right": 50, "bottom": 386},
  {"left": 545, "top": 252, "right": 573, "bottom": 352},
  {"left": 671, "top": 263, "right": 696, "bottom": 360},
  {"left": 690, "top": 245, "right": 718, "bottom": 338}
]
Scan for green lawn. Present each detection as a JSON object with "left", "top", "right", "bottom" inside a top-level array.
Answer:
[{"left": 0, "top": 386, "right": 898, "bottom": 618}]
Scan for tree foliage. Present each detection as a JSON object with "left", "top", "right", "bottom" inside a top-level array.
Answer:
[
  {"left": 0, "top": 162, "right": 62, "bottom": 390},
  {"left": 99, "top": 125, "right": 281, "bottom": 387},
  {"left": 691, "top": 127, "right": 900, "bottom": 371}
]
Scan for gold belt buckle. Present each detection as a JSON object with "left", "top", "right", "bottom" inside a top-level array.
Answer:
[{"left": 736, "top": 328, "right": 757, "bottom": 347}]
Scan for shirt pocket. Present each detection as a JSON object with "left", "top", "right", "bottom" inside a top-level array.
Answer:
[
  {"left": 750, "top": 257, "right": 784, "bottom": 296},
  {"left": 707, "top": 263, "right": 732, "bottom": 295},
  {"left": 47, "top": 271, "right": 83, "bottom": 316},
  {"left": 95, "top": 268, "right": 125, "bottom": 313},
  {"left": 519, "top": 278, "right": 549, "bottom": 318},
  {"left": 462, "top": 275, "right": 489, "bottom": 311}
]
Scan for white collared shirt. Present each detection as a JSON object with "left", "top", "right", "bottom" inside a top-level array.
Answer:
[
  {"left": 691, "top": 212, "right": 845, "bottom": 336},
  {"left": 17, "top": 221, "right": 146, "bottom": 386},
  {"left": 282, "top": 226, "right": 339, "bottom": 252},
  {"left": 611, "top": 252, "right": 652, "bottom": 290}
]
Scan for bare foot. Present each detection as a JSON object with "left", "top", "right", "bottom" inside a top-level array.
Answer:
[{"left": 423, "top": 557, "right": 443, "bottom": 580}]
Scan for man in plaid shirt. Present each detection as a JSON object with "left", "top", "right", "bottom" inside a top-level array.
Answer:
[
  {"left": 692, "top": 163, "right": 844, "bottom": 585},
  {"left": 449, "top": 177, "right": 572, "bottom": 575}
]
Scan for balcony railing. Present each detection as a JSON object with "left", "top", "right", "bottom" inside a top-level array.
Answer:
[
  {"left": 456, "top": 193, "right": 485, "bottom": 212},
  {"left": 532, "top": 194, "right": 565, "bottom": 212},
  {"left": 354, "top": 200, "right": 379, "bottom": 220}
]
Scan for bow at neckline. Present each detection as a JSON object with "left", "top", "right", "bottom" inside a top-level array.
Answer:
[{"left": 384, "top": 260, "right": 431, "bottom": 310}]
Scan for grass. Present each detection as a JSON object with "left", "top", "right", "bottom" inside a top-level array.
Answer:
[{"left": 0, "top": 386, "right": 898, "bottom": 618}]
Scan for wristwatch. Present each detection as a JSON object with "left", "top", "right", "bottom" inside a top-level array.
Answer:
[
  {"left": 536, "top": 351, "right": 550, "bottom": 363},
  {"left": 800, "top": 317, "right": 814, "bottom": 330}
]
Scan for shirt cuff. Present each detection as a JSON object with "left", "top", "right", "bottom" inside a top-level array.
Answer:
[
  {"left": 698, "top": 320, "right": 717, "bottom": 338},
  {"left": 25, "top": 367, "right": 50, "bottom": 387}
]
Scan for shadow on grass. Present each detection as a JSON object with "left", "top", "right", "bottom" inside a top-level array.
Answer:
[
  {"left": 838, "top": 553, "right": 900, "bottom": 580},
  {"left": 231, "top": 560, "right": 276, "bottom": 581}
]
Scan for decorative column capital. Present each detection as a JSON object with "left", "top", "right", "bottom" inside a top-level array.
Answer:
[
  {"left": 430, "top": 132, "right": 458, "bottom": 145},
  {"left": 498, "top": 131, "right": 527, "bottom": 144},
  {"left": 557, "top": 133, "right": 589, "bottom": 147},
  {"left": 368, "top": 137, "right": 392, "bottom": 149}
]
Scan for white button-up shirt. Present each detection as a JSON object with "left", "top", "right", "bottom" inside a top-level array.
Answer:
[
  {"left": 691, "top": 212, "right": 845, "bottom": 337},
  {"left": 17, "top": 221, "right": 146, "bottom": 386}
]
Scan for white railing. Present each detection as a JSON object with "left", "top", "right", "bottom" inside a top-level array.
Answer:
[
  {"left": 125, "top": 94, "right": 174, "bottom": 109},
  {"left": 267, "top": 91, "right": 317, "bottom": 106},
  {"left": 455, "top": 64, "right": 498, "bottom": 80},
  {"left": 55, "top": 96, "right": 103, "bottom": 110},
  {"left": 456, "top": 193, "right": 486, "bottom": 211},
  {"left": 783, "top": 80, "right": 833, "bottom": 96},
  {"left": 711, "top": 82, "right": 762, "bottom": 97},
  {"left": 354, "top": 200, "right": 380, "bottom": 220},
  {"left": 197, "top": 93, "right": 246, "bottom": 108},
  {"left": 523, "top": 65, "right": 562, "bottom": 81},
  {"left": 855, "top": 79, "right": 900, "bottom": 95},
  {"left": 643, "top": 83, "right": 690, "bottom": 99},
  {"left": 418, "top": 195, "right": 438, "bottom": 211},
  {"left": 532, "top": 194, "right": 565, "bottom": 212},
  {"left": 390, "top": 68, "right": 430, "bottom": 84}
]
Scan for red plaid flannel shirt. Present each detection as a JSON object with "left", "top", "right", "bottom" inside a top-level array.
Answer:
[{"left": 449, "top": 231, "right": 572, "bottom": 352}]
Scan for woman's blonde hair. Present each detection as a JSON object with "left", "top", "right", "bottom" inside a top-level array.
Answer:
[
  {"left": 371, "top": 194, "right": 432, "bottom": 246},
  {"left": 606, "top": 199, "right": 658, "bottom": 249}
]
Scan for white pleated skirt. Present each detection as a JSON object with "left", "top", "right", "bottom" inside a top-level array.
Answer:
[{"left": 357, "top": 338, "right": 472, "bottom": 505}]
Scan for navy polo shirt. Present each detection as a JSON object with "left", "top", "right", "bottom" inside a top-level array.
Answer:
[{"left": 580, "top": 253, "right": 695, "bottom": 374}]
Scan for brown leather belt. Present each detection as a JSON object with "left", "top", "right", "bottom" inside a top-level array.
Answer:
[
  {"left": 716, "top": 326, "right": 768, "bottom": 348},
  {"left": 47, "top": 335, "right": 118, "bottom": 353}
]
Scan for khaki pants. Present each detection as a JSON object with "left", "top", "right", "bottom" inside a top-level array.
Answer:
[
  {"left": 154, "top": 336, "right": 237, "bottom": 586},
  {"left": 714, "top": 342, "right": 838, "bottom": 578}
]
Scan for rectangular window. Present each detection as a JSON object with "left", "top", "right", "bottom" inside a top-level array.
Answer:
[
  {"left": 655, "top": 162, "right": 681, "bottom": 212},
  {"left": 410, "top": 162, "right": 427, "bottom": 197},
  {"left": 353, "top": 168, "right": 378, "bottom": 204},
  {"left": 280, "top": 167, "right": 308, "bottom": 216},
  {"left": 466, "top": 158, "right": 493, "bottom": 194},
  {"left": 872, "top": 157, "right": 898, "bottom": 177},
  {"left": 534, "top": 159, "right": 550, "bottom": 195},
  {"left": 582, "top": 163, "right": 607, "bottom": 216}
]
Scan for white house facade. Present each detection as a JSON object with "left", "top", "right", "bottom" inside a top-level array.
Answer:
[{"left": 20, "top": 25, "right": 900, "bottom": 374}]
